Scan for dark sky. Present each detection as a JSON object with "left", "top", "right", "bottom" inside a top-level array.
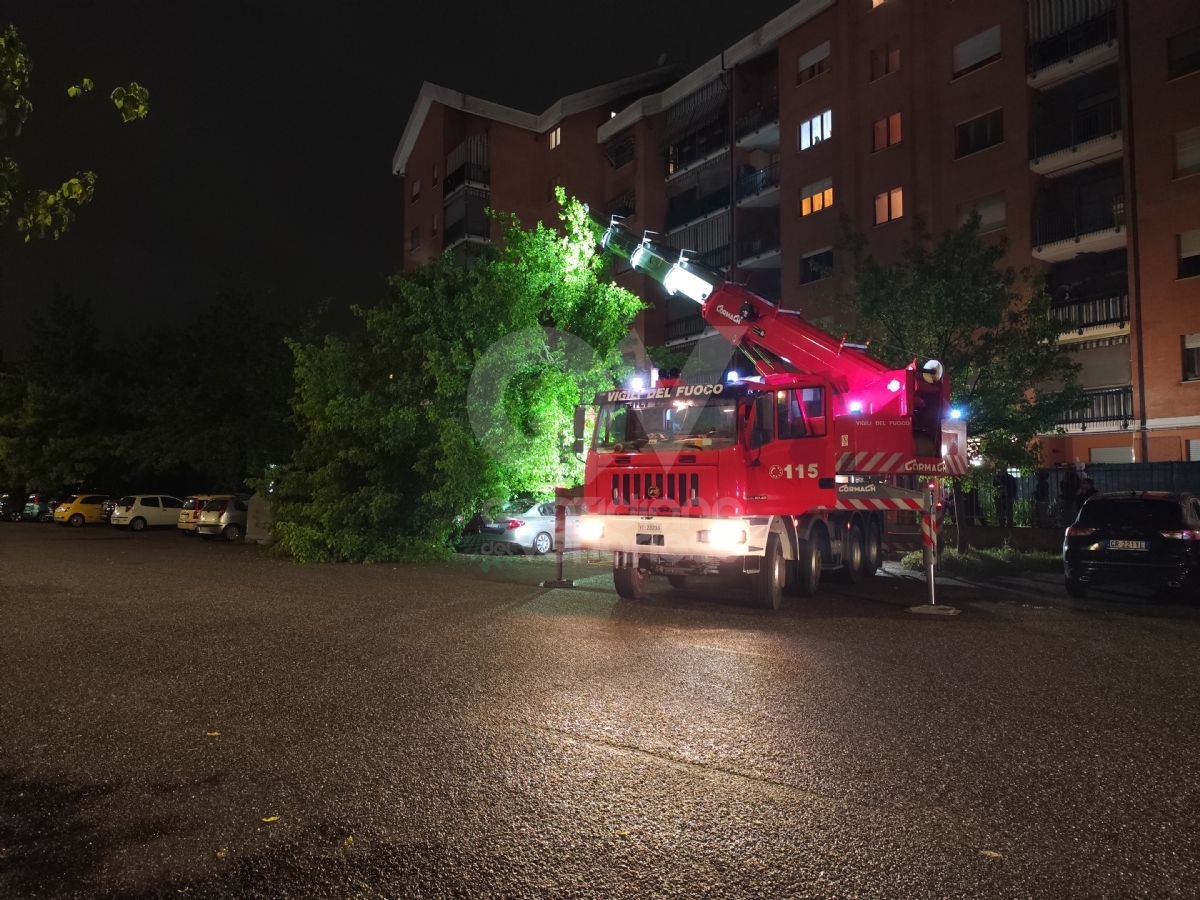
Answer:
[{"left": 1, "top": 1, "right": 796, "bottom": 357}]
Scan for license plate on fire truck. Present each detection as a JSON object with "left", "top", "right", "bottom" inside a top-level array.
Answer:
[{"left": 637, "top": 523, "right": 663, "bottom": 533}]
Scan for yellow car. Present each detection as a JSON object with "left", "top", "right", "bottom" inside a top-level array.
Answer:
[{"left": 53, "top": 494, "right": 110, "bottom": 527}]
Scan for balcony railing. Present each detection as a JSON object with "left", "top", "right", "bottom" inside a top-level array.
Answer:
[
  {"left": 666, "top": 314, "right": 708, "bottom": 342},
  {"left": 667, "top": 116, "right": 729, "bottom": 177},
  {"left": 665, "top": 185, "right": 730, "bottom": 232},
  {"left": 443, "top": 162, "right": 490, "bottom": 198},
  {"left": 1029, "top": 10, "right": 1117, "bottom": 74},
  {"left": 1051, "top": 292, "right": 1128, "bottom": 334},
  {"left": 737, "top": 163, "right": 780, "bottom": 201},
  {"left": 1034, "top": 191, "right": 1123, "bottom": 248},
  {"left": 604, "top": 134, "right": 635, "bottom": 169},
  {"left": 1056, "top": 385, "right": 1133, "bottom": 427},
  {"left": 738, "top": 221, "right": 781, "bottom": 262},
  {"left": 1030, "top": 100, "right": 1120, "bottom": 160},
  {"left": 735, "top": 97, "right": 779, "bottom": 142},
  {"left": 604, "top": 191, "right": 636, "bottom": 222},
  {"left": 443, "top": 215, "right": 490, "bottom": 248}
]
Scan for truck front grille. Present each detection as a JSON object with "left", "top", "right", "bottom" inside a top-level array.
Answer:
[{"left": 612, "top": 471, "right": 700, "bottom": 508}]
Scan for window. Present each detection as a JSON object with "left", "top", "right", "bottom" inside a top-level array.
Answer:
[
  {"left": 801, "top": 248, "right": 834, "bottom": 284},
  {"left": 799, "top": 110, "right": 832, "bottom": 150},
  {"left": 549, "top": 126, "right": 562, "bottom": 149},
  {"left": 872, "top": 0, "right": 886, "bottom": 6},
  {"left": 749, "top": 393, "right": 775, "bottom": 449},
  {"left": 1189, "top": 439, "right": 1200, "bottom": 462},
  {"left": 798, "top": 41, "right": 830, "bottom": 84},
  {"left": 800, "top": 177, "right": 833, "bottom": 216},
  {"left": 1181, "top": 229, "right": 1200, "bottom": 279},
  {"left": 873, "top": 112, "right": 901, "bottom": 151},
  {"left": 1176, "top": 126, "right": 1200, "bottom": 178},
  {"left": 955, "top": 108, "right": 1004, "bottom": 158},
  {"left": 82, "top": 496, "right": 105, "bottom": 505},
  {"left": 870, "top": 39, "right": 900, "bottom": 82},
  {"left": 161, "top": 496, "right": 183, "bottom": 509},
  {"left": 431, "top": 214, "right": 438, "bottom": 237},
  {"left": 1168, "top": 26, "right": 1200, "bottom": 81},
  {"left": 140, "top": 497, "right": 160, "bottom": 508},
  {"left": 1090, "top": 447, "right": 1134, "bottom": 464},
  {"left": 234, "top": 499, "right": 248, "bottom": 512},
  {"left": 411, "top": 179, "right": 420, "bottom": 202},
  {"left": 410, "top": 226, "right": 420, "bottom": 251},
  {"left": 875, "top": 187, "right": 903, "bottom": 224},
  {"left": 959, "top": 193, "right": 1006, "bottom": 232},
  {"left": 952, "top": 26, "right": 1002, "bottom": 78},
  {"left": 1185, "top": 334, "right": 1200, "bottom": 381},
  {"left": 547, "top": 175, "right": 562, "bottom": 202},
  {"left": 432, "top": 164, "right": 439, "bottom": 186},
  {"left": 777, "top": 387, "right": 827, "bottom": 438}
]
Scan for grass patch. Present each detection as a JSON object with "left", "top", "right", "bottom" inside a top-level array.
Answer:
[{"left": 900, "top": 545, "right": 1061, "bottom": 579}]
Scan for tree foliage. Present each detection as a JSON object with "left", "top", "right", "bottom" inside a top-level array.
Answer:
[
  {"left": 837, "top": 213, "right": 1083, "bottom": 471},
  {"left": 266, "top": 191, "right": 644, "bottom": 564},
  {"left": 0, "top": 23, "right": 149, "bottom": 241}
]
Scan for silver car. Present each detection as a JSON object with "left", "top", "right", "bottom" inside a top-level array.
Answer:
[
  {"left": 196, "top": 495, "right": 250, "bottom": 542},
  {"left": 483, "top": 501, "right": 579, "bottom": 555}
]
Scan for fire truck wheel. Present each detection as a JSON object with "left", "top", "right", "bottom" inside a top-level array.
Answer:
[
  {"left": 749, "top": 534, "right": 784, "bottom": 610},
  {"left": 667, "top": 575, "right": 690, "bottom": 590},
  {"left": 836, "top": 525, "right": 866, "bottom": 584},
  {"left": 613, "top": 560, "right": 649, "bottom": 600},
  {"left": 790, "top": 538, "right": 822, "bottom": 597},
  {"left": 862, "top": 522, "right": 882, "bottom": 577}
]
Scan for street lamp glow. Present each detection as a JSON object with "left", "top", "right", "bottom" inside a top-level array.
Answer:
[{"left": 662, "top": 264, "right": 714, "bottom": 303}]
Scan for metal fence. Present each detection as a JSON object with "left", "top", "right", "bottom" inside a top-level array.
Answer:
[
  {"left": 1030, "top": 99, "right": 1120, "bottom": 160},
  {"left": 949, "top": 462, "right": 1200, "bottom": 528},
  {"left": 1028, "top": 9, "right": 1116, "bottom": 74}
]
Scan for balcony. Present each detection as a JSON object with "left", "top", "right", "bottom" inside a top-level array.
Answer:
[
  {"left": 737, "top": 221, "right": 781, "bottom": 269},
  {"left": 604, "top": 191, "right": 636, "bottom": 223},
  {"left": 1030, "top": 100, "right": 1122, "bottom": 178},
  {"left": 665, "top": 185, "right": 730, "bottom": 233},
  {"left": 737, "top": 163, "right": 780, "bottom": 208},
  {"left": 443, "top": 215, "right": 490, "bottom": 249},
  {"left": 1056, "top": 385, "right": 1133, "bottom": 432},
  {"left": 667, "top": 116, "right": 729, "bottom": 181},
  {"left": 1033, "top": 192, "right": 1125, "bottom": 262},
  {"left": 1028, "top": 11, "right": 1118, "bottom": 89},
  {"left": 1051, "top": 292, "right": 1129, "bottom": 342},
  {"left": 735, "top": 98, "right": 780, "bottom": 151},
  {"left": 604, "top": 134, "right": 635, "bottom": 169},
  {"left": 443, "top": 162, "right": 489, "bottom": 199},
  {"left": 665, "top": 314, "right": 710, "bottom": 344}
]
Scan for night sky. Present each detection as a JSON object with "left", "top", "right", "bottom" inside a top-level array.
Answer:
[{"left": 1, "top": 1, "right": 796, "bottom": 357}]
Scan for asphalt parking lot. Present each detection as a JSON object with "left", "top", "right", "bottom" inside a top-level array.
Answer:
[{"left": 1, "top": 524, "right": 1198, "bottom": 899}]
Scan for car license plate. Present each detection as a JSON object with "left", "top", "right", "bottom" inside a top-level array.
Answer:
[
  {"left": 637, "top": 523, "right": 663, "bottom": 533},
  {"left": 1107, "top": 540, "right": 1147, "bottom": 551}
]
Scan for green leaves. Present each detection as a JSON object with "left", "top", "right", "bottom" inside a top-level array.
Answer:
[
  {"left": 66, "top": 77, "right": 94, "bottom": 97},
  {"left": 17, "top": 171, "right": 97, "bottom": 240},
  {"left": 110, "top": 82, "right": 149, "bottom": 122},
  {"left": 0, "top": 24, "right": 33, "bottom": 138}
]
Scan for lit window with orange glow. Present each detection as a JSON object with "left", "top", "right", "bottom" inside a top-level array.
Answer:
[{"left": 800, "top": 178, "right": 833, "bottom": 216}]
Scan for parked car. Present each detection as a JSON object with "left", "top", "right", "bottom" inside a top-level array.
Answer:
[
  {"left": 1064, "top": 491, "right": 1200, "bottom": 598},
  {"left": 177, "top": 494, "right": 228, "bottom": 536},
  {"left": 23, "top": 493, "right": 58, "bottom": 522},
  {"left": 196, "top": 495, "right": 250, "bottom": 542},
  {"left": 53, "top": 494, "right": 109, "bottom": 527},
  {"left": 481, "top": 501, "right": 580, "bottom": 555},
  {"left": 110, "top": 494, "right": 185, "bottom": 531},
  {"left": 100, "top": 497, "right": 117, "bottom": 523},
  {"left": 0, "top": 493, "right": 24, "bottom": 522}
]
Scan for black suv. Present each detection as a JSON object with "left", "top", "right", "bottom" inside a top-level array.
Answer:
[{"left": 1064, "top": 491, "right": 1200, "bottom": 598}]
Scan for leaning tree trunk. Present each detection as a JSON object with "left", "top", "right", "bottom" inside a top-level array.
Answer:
[{"left": 952, "top": 479, "right": 967, "bottom": 552}]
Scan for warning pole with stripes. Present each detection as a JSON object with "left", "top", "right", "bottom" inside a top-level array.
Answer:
[{"left": 908, "top": 482, "right": 959, "bottom": 615}]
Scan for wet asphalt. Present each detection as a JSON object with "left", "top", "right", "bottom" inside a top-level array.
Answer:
[{"left": 0, "top": 524, "right": 1197, "bottom": 899}]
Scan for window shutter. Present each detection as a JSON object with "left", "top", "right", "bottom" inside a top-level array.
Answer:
[
  {"left": 1179, "top": 127, "right": 1200, "bottom": 172},
  {"left": 953, "top": 26, "right": 1001, "bottom": 74},
  {"left": 1188, "top": 439, "right": 1200, "bottom": 462},
  {"left": 799, "top": 41, "right": 830, "bottom": 72},
  {"left": 1090, "top": 446, "right": 1134, "bottom": 464},
  {"left": 1184, "top": 333, "right": 1200, "bottom": 350},
  {"left": 1182, "top": 229, "right": 1200, "bottom": 260},
  {"left": 802, "top": 177, "right": 833, "bottom": 198}
]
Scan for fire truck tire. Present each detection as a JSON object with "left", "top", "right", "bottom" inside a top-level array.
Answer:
[
  {"left": 667, "top": 575, "right": 690, "bottom": 590},
  {"left": 863, "top": 522, "right": 882, "bottom": 577},
  {"left": 835, "top": 525, "right": 866, "bottom": 584},
  {"left": 613, "top": 560, "right": 649, "bottom": 600},
  {"left": 749, "top": 533, "right": 784, "bottom": 610},
  {"left": 789, "top": 538, "right": 822, "bottom": 597}
]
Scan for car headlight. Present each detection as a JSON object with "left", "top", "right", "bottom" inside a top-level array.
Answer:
[
  {"left": 699, "top": 521, "right": 747, "bottom": 547},
  {"left": 577, "top": 520, "right": 605, "bottom": 541}
]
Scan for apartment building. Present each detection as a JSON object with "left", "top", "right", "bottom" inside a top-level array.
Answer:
[{"left": 395, "top": 0, "right": 1200, "bottom": 466}]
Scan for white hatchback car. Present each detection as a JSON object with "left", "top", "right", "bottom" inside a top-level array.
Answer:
[
  {"left": 110, "top": 494, "right": 185, "bottom": 531},
  {"left": 482, "top": 501, "right": 581, "bottom": 555}
]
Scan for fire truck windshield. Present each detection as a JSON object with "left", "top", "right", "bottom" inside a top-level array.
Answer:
[{"left": 593, "top": 398, "right": 739, "bottom": 453}]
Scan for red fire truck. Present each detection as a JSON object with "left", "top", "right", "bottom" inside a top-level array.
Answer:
[{"left": 572, "top": 223, "right": 968, "bottom": 608}]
